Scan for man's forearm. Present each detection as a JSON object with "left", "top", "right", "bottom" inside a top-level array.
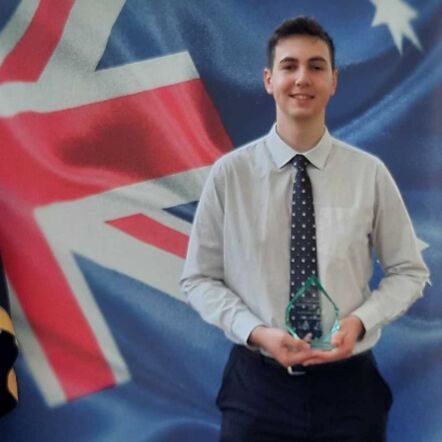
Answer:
[{"left": 181, "top": 275, "right": 264, "bottom": 345}]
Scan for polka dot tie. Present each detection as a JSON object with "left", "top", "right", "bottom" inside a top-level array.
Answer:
[{"left": 289, "top": 155, "right": 322, "bottom": 339}]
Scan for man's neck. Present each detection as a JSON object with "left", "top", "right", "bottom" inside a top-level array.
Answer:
[{"left": 276, "top": 116, "right": 325, "bottom": 153}]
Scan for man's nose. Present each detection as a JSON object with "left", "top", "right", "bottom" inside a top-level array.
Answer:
[{"left": 295, "top": 67, "right": 311, "bottom": 86}]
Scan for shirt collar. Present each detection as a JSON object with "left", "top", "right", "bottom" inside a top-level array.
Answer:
[{"left": 266, "top": 124, "right": 333, "bottom": 170}]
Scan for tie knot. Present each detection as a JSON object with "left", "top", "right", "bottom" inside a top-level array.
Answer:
[{"left": 292, "top": 155, "right": 309, "bottom": 171}]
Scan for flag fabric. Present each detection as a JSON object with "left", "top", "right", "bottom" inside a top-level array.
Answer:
[
  {"left": 0, "top": 255, "right": 18, "bottom": 418},
  {"left": 0, "top": 0, "right": 440, "bottom": 441}
]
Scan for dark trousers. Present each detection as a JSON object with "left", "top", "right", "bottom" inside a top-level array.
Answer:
[{"left": 217, "top": 345, "right": 393, "bottom": 442}]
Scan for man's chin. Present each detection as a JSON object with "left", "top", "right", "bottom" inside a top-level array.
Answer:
[{"left": 288, "top": 110, "right": 317, "bottom": 122}]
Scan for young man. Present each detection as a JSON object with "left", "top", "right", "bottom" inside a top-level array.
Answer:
[{"left": 181, "top": 16, "right": 429, "bottom": 441}]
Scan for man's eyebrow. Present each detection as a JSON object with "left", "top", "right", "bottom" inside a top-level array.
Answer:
[
  {"left": 278, "top": 56, "right": 328, "bottom": 64},
  {"left": 309, "top": 57, "right": 328, "bottom": 64},
  {"left": 279, "top": 57, "right": 297, "bottom": 64}
]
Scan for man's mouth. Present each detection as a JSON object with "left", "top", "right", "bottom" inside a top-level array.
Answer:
[{"left": 289, "top": 94, "right": 314, "bottom": 100}]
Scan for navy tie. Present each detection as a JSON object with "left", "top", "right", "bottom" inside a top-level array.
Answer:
[{"left": 289, "top": 155, "right": 321, "bottom": 340}]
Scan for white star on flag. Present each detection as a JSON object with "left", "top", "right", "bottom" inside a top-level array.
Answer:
[{"left": 370, "top": 0, "right": 422, "bottom": 53}]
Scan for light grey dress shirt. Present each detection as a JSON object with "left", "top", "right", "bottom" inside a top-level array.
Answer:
[{"left": 181, "top": 125, "right": 429, "bottom": 355}]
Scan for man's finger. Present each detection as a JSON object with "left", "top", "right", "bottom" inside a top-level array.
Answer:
[
  {"left": 283, "top": 335, "right": 311, "bottom": 351},
  {"left": 303, "top": 333, "right": 313, "bottom": 342},
  {"left": 287, "top": 349, "right": 315, "bottom": 366},
  {"left": 301, "top": 357, "right": 328, "bottom": 365},
  {"left": 303, "top": 347, "right": 346, "bottom": 365},
  {"left": 330, "top": 330, "right": 346, "bottom": 347}
]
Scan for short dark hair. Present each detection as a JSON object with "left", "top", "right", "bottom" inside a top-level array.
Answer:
[{"left": 266, "top": 16, "right": 336, "bottom": 70}]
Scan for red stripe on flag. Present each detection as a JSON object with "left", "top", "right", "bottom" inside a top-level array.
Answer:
[
  {"left": 107, "top": 214, "right": 189, "bottom": 259},
  {"left": 0, "top": 79, "right": 231, "bottom": 205},
  {"left": 0, "top": 0, "right": 75, "bottom": 84},
  {"left": 0, "top": 78, "right": 231, "bottom": 400},
  {"left": 0, "top": 210, "right": 116, "bottom": 400}
]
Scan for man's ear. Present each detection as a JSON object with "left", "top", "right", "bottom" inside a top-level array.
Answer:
[{"left": 263, "top": 68, "right": 273, "bottom": 95}]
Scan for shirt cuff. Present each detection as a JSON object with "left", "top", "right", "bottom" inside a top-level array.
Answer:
[
  {"left": 231, "top": 310, "right": 266, "bottom": 346},
  {"left": 351, "top": 302, "right": 382, "bottom": 335}
]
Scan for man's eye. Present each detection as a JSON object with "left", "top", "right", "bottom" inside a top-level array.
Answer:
[{"left": 311, "top": 65, "right": 323, "bottom": 71}]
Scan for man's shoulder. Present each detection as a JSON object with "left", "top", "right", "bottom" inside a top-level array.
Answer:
[
  {"left": 213, "top": 134, "right": 268, "bottom": 171},
  {"left": 330, "top": 136, "right": 383, "bottom": 168}
]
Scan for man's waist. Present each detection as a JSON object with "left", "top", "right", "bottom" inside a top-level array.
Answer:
[{"left": 237, "top": 344, "right": 375, "bottom": 376}]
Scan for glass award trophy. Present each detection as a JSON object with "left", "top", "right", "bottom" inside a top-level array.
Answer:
[{"left": 285, "top": 275, "right": 340, "bottom": 350}]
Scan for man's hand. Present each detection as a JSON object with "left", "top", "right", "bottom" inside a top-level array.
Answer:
[
  {"left": 302, "top": 315, "right": 365, "bottom": 366},
  {"left": 248, "top": 326, "right": 314, "bottom": 368}
]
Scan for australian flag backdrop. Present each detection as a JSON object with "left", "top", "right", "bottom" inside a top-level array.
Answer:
[{"left": 0, "top": 0, "right": 440, "bottom": 441}]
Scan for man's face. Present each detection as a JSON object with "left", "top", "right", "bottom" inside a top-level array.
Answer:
[{"left": 263, "top": 35, "right": 337, "bottom": 125}]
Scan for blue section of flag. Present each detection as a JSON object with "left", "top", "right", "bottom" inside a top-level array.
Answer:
[
  {"left": 375, "top": 318, "right": 442, "bottom": 442},
  {"left": 164, "top": 201, "right": 198, "bottom": 224},
  {"left": 0, "top": 0, "right": 20, "bottom": 33},
  {"left": 74, "top": 254, "right": 229, "bottom": 442},
  {"left": 2, "top": 255, "right": 230, "bottom": 441}
]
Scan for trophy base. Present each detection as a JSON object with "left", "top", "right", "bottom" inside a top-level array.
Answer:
[{"left": 310, "top": 340, "right": 335, "bottom": 351}]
